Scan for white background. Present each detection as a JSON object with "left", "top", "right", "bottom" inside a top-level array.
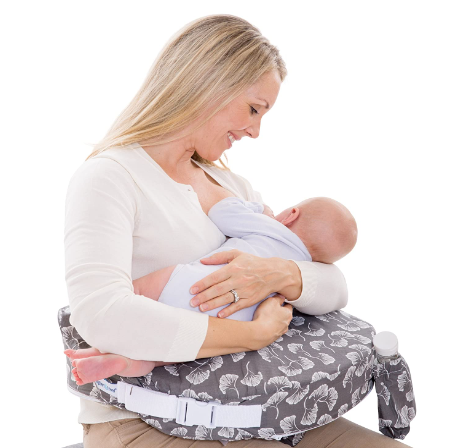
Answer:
[{"left": 2, "top": 1, "right": 457, "bottom": 447}]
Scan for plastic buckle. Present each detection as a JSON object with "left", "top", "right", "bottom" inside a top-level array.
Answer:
[{"left": 175, "top": 396, "right": 219, "bottom": 428}]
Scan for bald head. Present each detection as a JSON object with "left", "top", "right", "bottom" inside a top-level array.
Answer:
[{"left": 288, "top": 197, "right": 358, "bottom": 263}]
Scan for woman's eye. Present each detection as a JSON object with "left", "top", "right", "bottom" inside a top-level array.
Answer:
[{"left": 250, "top": 106, "right": 259, "bottom": 115}]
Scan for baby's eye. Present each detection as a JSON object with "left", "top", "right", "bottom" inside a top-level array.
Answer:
[{"left": 250, "top": 106, "right": 259, "bottom": 115}]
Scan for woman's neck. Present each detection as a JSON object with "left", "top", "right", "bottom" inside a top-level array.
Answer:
[{"left": 139, "top": 136, "right": 200, "bottom": 180}]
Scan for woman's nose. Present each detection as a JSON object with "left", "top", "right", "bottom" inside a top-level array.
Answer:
[{"left": 246, "top": 123, "right": 261, "bottom": 139}]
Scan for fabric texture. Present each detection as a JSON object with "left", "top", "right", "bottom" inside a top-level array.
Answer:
[
  {"left": 59, "top": 306, "right": 396, "bottom": 444},
  {"left": 64, "top": 142, "right": 348, "bottom": 424}
]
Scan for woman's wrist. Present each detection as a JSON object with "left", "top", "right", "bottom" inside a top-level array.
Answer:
[
  {"left": 271, "top": 257, "right": 303, "bottom": 301},
  {"left": 196, "top": 317, "right": 261, "bottom": 359}
]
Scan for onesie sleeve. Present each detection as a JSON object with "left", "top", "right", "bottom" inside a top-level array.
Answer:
[
  {"left": 64, "top": 158, "right": 208, "bottom": 362},
  {"left": 230, "top": 172, "right": 349, "bottom": 315}
]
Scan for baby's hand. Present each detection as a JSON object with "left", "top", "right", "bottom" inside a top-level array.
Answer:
[{"left": 262, "top": 204, "right": 275, "bottom": 219}]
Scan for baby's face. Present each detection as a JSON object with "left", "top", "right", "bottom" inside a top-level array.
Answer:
[{"left": 262, "top": 204, "right": 276, "bottom": 219}]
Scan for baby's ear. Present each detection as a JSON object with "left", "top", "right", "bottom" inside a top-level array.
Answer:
[{"left": 282, "top": 207, "right": 300, "bottom": 225}]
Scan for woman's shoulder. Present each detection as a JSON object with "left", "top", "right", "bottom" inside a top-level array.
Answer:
[{"left": 67, "top": 152, "right": 140, "bottom": 207}]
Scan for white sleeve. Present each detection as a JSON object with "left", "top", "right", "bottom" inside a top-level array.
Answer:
[
  {"left": 284, "top": 261, "right": 348, "bottom": 315},
  {"left": 64, "top": 158, "right": 208, "bottom": 362},
  {"left": 232, "top": 172, "right": 349, "bottom": 315}
]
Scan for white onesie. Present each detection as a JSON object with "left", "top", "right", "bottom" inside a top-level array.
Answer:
[{"left": 158, "top": 197, "right": 312, "bottom": 321}]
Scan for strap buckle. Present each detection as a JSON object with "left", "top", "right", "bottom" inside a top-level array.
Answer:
[{"left": 175, "top": 396, "right": 219, "bottom": 428}]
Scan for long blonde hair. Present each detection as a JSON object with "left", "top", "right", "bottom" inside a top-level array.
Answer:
[{"left": 86, "top": 15, "right": 287, "bottom": 168}]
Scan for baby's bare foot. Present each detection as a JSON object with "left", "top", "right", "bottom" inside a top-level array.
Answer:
[
  {"left": 64, "top": 347, "right": 102, "bottom": 361},
  {"left": 71, "top": 354, "right": 129, "bottom": 385}
]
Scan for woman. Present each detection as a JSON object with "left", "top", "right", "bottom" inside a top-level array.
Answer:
[{"left": 65, "top": 14, "right": 411, "bottom": 448}]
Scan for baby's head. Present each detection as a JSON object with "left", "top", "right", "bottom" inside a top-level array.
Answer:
[{"left": 275, "top": 197, "right": 358, "bottom": 263}]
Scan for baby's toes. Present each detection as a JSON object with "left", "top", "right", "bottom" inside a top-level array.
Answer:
[{"left": 64, "top": 349, "right": 75, "bottom": 360}]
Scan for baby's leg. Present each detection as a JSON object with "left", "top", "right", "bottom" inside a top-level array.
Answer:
[
  {"left": 65, "top": 350, "right": 156, "bottom": 385},
  {"left": 133, "top": 265, "right": 176, "bottom": 300}
]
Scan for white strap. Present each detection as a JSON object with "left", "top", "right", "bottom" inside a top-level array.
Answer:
[{"left": 96, "top": 380, "right": 262, "bottom": 428}]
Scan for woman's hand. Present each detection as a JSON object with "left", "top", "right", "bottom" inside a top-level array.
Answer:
[
  {"left": 250, "top": 294, "right": 293, "bottom": 349},
  {"left": 189, "top": 249, "right": 303, "bottom": 318}
]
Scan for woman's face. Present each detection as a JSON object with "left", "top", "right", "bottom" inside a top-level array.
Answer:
[{"left": 192, "top": 70, "right": 282, "bottom": 161}]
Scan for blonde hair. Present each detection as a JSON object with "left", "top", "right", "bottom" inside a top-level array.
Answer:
[{"left": 86, "top": 14, "right": 287, "bottom": 167}]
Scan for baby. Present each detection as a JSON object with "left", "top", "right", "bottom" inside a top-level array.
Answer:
[{"left": 65, "top": 196, "right": 357, "bottom": 385}]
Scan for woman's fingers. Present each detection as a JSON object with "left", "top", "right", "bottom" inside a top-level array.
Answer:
[
  {"left": 189, "top": 250, "right": 242, "bottom": 296},
  {"left": 198, "top": 249, "right": 242, "bottom": 267}
]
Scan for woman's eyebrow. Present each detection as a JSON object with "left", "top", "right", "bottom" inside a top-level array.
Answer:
[{"left": 254, "top": 97, "right": 270, "bottom": 109}]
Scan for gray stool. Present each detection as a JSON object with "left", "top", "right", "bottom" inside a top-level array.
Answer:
[{"left": 63, "top": 444, "right": 83, "bottom": 448}]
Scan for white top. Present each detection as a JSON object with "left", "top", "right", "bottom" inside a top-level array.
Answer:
[{"left": 64, "top": 142, "right": 348, "bottom": 423}]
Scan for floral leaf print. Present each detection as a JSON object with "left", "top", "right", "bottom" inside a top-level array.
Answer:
[
  {"left": 218, "top": 427, "right": 234, "bottom": 438},
  {"left": 337, "top": 322, "right": 361, "bottom": 331},
  {"left": 171, "top": 427, "right": 187, "bottom": 436},
  {"left": 397, "top": 371, "right": 409, "bottom": 391},
  {"left": 390, "top": 358, "right": 402, "bottom": 365},
  {"left": 258, "top": 347, "right": 274, "bottom": 362},
  {"left": 317, "top": 414, "right": 333, "bottom": 425},
  {"left": 278, "top": 364, "right": 303, "bottom": 376},
  {"left": 241, "top": 361, "right": 263, "bottom": 387},
  {"left": 343, "top": 365, "right": 356, "bottom": 390},
  {"left": 351, "top": 387, "right": 361, "bottom": 407},
  {"left": 348, "top": 344, "right": 372, "bottom": 355},
  {"left": 338, "top": 404, "right": 348, "bottom": 417},
  {"left": 280, "top": 415, "right": 300, "bottom": 433},
  {"left": 304, "top": 323, "right": 325, "bottom": 337},
  {"left": 311, "top": 371, "right": 332, "bottom": 383},
  {"left": 209, "top": 356, "right": 223, "bottom": 371},
  {"left": 406, "top": 389, "right": 415, "bottom": 402},
  {"left": 241, "top": 395, "right": 261, "bottom": 401},
  {"left": 195, "top": 425, "right": 213, "bottom": 440},
  {"left": 262, "top": 391, "right": 289, "bottom": 418},
  {"left": 309, "top": 384, "right": 329, "bottom": 401},
  {"left": 291, "top": 316, "right": 305, "bottom": 326},
  {"left": 324, "top": 388, "right": 338, "bottom": 411},
  {"left": 144, "top": 418, "right": 162, "bottom": 429},
  {"left": 219, "top": 374, "right": 239, "bottom": 397},
  {"left": 346, "top": 352, "right": 367, "bottom": 377},
  {"left": 197, "top": 392, "right": 214, "bottom": 402},
  {"left": 164, "top": 365, "right": 180, "bottom": 376},
  {"left": 61, "top": 326, "right": 81, "bottom": 350},
  {"left": 315, "top": 315, "right": 329, "bottom": 322},
  {"left": 286, "top": 382, "right": 309, "bottom": 405},
  {"left": 301, "top": 403, "right": 318, "bottom": 425},
  {"left": 181, "top": 389, "right": 199, "bottom": 399},
  {"left": 267, "top": 376, "right": 293, "bottom": 391},
  {"left": 316, "top": 353, "right": 336, "bottom": 365},
  {"left": 258, "top": 428, "right": 276, "bottom": 440},
  {"left": 351, "top": 334, "right": 372, "bottom": 344},
  {"left": 379, "top": 418, "right": 393, "bottom": 429},
  {"left": 297, "top": 357, "right": 315, "bottom": 370},
  {"left": 377, "top": 382, "right": 391, "bottom": 405},
  {"left": 394, "top": 405, "right": 416, "bottom": 428},
  {"left": 230, "top": 352, "right": 246, "bottom": 362},
  {"left": 287, "top": 343, "right": 304, "bottom": 354},
  {"left": 270, "top": 342, "right": 283, "bottom": 351},
  {"left": 310, "top": 340, "right": 335, "bottom": 353},
  {"left": 235, "top": 429, "right": 252, "bottom": 440},
  {"left": 186, "top": 368, "right": 210, "bottom": 385},
  {"left": 285, "top": 328, "right": 306, "bottom": 340}
]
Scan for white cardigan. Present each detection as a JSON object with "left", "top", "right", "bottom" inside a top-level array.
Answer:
[{"left": 64, "top": 142, "right": 348, "bottom": 423}]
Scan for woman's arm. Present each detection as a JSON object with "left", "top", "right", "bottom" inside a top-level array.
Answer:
[
  {"left": 281, "top": 259, "right": 348, "bottom": 315},
  {"left": 65, "top": 158, "right": 287, "bottom": 363}
]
